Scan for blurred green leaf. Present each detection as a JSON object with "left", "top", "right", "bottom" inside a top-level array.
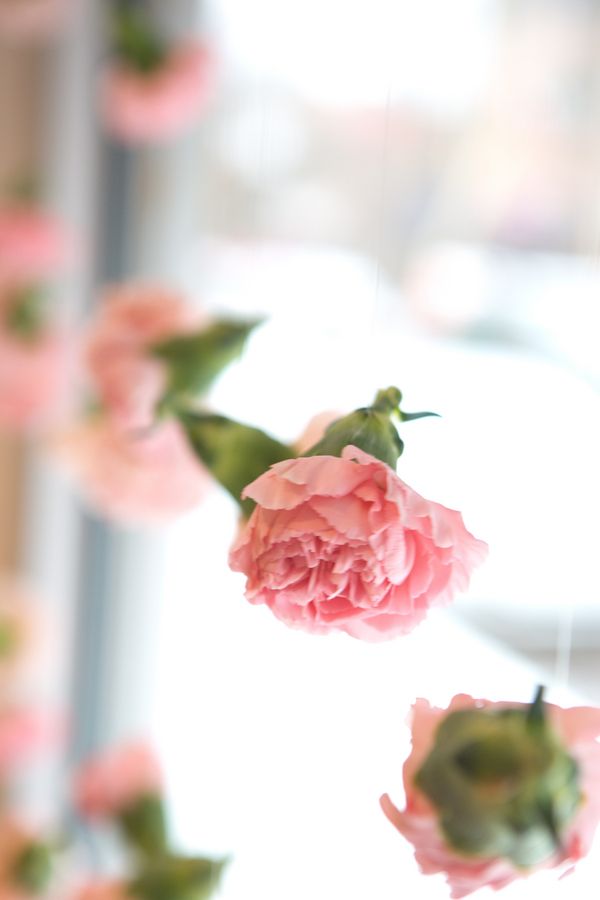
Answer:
[
  {"left": 179, "top": 412, "right": 292, "bottom": 517},
  {"left": 152, "top": 318, "right": 261, "bottom": 408},
  {"left": 113, "top": 8, "right": 166, "bottom": 73},
  {"left": 13, "top": 842, "right": 53, "bottom": 894},
  {"left": 128, "top": 855, "right": 227, "bottom": 900},
  {"left": 119, "top": 793, "right": 168, "bottom": 858}
]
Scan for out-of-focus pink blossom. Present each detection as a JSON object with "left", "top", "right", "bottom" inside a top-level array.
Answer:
[
  {"left": 75, "top": 743, "right": 162, "bottom": 819},
  {"left": 230, "top": 446, "right": 487, "bottom": 641},
  {"left": 0, "top": 322, "right": 70, "bottom": 433},
  {"left": 381, "top": 695, "right": 600, "bottom": 898},
  {"left": 84, "top": 284, "right": 201, "bottom": 431},
  {"left": 101, "top": 41, "right": 215, "bottom": 144},
  {"left": 0, "top": 0, "right": 71, "bottom": 42},
  {"left": 0, "top": 207, "right": 71, "bottom": 282},
  {"left": 54, "top": 417, "right": 209, "bottom": 525},
  {"left": 0, "top": 708, "right": 58, "bottom": 777}
]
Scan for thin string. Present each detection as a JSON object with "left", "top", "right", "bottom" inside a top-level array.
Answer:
[{"left": 372, "top": 82, "right": 393, "bottom": 335}]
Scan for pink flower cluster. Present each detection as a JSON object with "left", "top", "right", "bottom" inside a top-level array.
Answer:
[
  {"left": 57, "top": 285, "right": 210, "bottom": 524},
  {"left": 75, "top": 742, "right": 162, "bottom": 818},
  {"left": 101, "top": 42, "right": 215, "bottom": 144},
  {"left": 230, "top": 446, "right": 487, "bottom": 641},
  {"left": 381, "top": 695, "right": 600, "bottom": 898},
  {"left": 0, "top": 205, "right": 72, "bottom": 432}
]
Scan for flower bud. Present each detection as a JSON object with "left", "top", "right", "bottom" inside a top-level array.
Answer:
[
  {"left": 415, "top": 688, "right": 581, "bottom": 868},
  {"left": 13, "top": 841, "right": 53, "bottom": 894},
  {"left": 302, "top": 386, "right": 437, "bottom": 469}
]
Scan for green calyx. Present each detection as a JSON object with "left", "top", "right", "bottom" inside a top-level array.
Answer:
[
  {"left": 118, "top": 792, "right": 168, "bottom": 858},
  {"left": 127, "top": 855, "right": 228, "bottom": 900},
  {"left": 302, "top": 386, "right": 438, "bottom": 470},
  {"left": 13, "top": 841, "right": 53, "bottom": 894},
  {"left": 151, "top": 318, "right": 262, "bottom": 416},
  {"left": 5, "top": 287, "right": 46, "bottom": 341},
  {"left": 112, "top": 8, "right": 167, "bottom": 74},
  {"left": 415, "top": 687, "right": 582, "bottom": 868}
]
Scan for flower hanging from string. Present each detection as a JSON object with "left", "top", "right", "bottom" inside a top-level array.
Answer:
[
  {"left": 178, "top": 386, "right": 487, "bottom": 640},
  {"left": 55, "top": 284, "right": 258, "bottom": 524},
  {"left": 100, "top": 8, "right": 215, "bottom": 144},
  {"left": 380, "top": 688, "right": 600, "bottom": 898}
]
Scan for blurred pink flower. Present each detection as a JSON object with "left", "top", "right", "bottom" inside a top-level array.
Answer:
[
  {"left": 101, "top": 41, "right": 215, "bottom": 144},
  {"left": 0, "top": 207, "right": 71, "bottom": 282},
  {"left": 0, "top": 321, "right": 70, "bottom": 433},
  {"left": 381, "top": 695, "right": 600, "bottom": 898},
  {"left": 230, "top": 446, "right": 487, "bottom": 641},
  {"left": 0, "top": 0, "right": 71, "bottom": 42},
  {"left": 75, "top": 743, "right": 162, "bottom": 819},
  {"left": 54, "top": 418, "right": 209, "bottom": 525},
  {"left": 84, "top": 284, "right": 200, "bottom": 431},
  {"left": 0, "top": 708, "right": 58, "bottom": 776}
]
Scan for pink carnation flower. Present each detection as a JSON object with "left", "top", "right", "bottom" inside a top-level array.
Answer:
[
  {"left": 0, "top": 0, "right": 71, "bottom": 42},
  {"left": 229, "top": 446, "right": 487, "bottom": 641},
  {"left": 0, "top": 207, "right": 71, "bottom": 282},
  {"left": 380, "top": 695, "right": 600, "bottom": 898},
  {"left": 0, "top": 707, "right": 58, "bottom": 776},
  {"left": 0, "top": 323, "right": 69, "bottom": 432},
  {"left": 101, "top": 41, "right": 215, "bottom": 144},
  {"left": 84, "top": 284, "right": 200, "bottom": 431},
  {"left": 75, "top": 743, "right": 162, "bottom": 819},
  {"left": 54, "top": 418, "right": 210, "bottom": 525}
]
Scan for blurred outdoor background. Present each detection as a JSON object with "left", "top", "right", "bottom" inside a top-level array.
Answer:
[{"left": 0, "top": 0, "right": 599, "bottom": 897}]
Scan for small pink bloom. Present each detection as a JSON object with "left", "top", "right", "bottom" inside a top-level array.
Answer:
[
  {"left": 229, "top": 446, "right": 487, "bottom": 641},
  {"left": 0, "top": 707, "right": 58, "bottom": 776},
  {"left": 0, "top": 207, "right": 71, "bottom": 282},
  {"left": 381, "top": 695, "right": 600, "bottom": 898},
  {"left": 75, "top": 743, "right": 162, "bottom": 819},
  {"left": 54, "top": 417, "right": 210, "bottom": 525},
  {"left": 101, "top": 41, "right": 215, "bottom": 144},
  {"left": 0, "top": 0, "right": 71, "bottom": 42},
  {"left": 0, "top": 323, "right": 70, "bottom": 432},
  {"left": 84, "top": 284, "right": 200, "bottom": 431}
]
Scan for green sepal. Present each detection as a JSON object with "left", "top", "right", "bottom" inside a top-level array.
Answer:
[
  {"left": 304, "top": 407, "right": 404, "bottom": 469},
  {"left": 13, "top": 841, "right": 53, "bottom": 895},
  {"left": 127, "top": 855, "right": 228, "bottom": 900},
  {"left": 118, "top": 793, "right": 168, "bottom": 858},
  {"left": 112, "top": 8, "right": 167, "bottom": 74},
  {"left": 178, "top": 412, "right": 293, "bottom": 518},
  {"left": 302, "top": 386, "right": 438, "bottom": 470},
  {"left": 415, "top": 687, "right": 582, "bottom": 869},
  {"left": 152, "top": 318, "right": 261, "bottom": 411},
  {"left": 5, "top": 287, "right": 46, "bottom": 341}
]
